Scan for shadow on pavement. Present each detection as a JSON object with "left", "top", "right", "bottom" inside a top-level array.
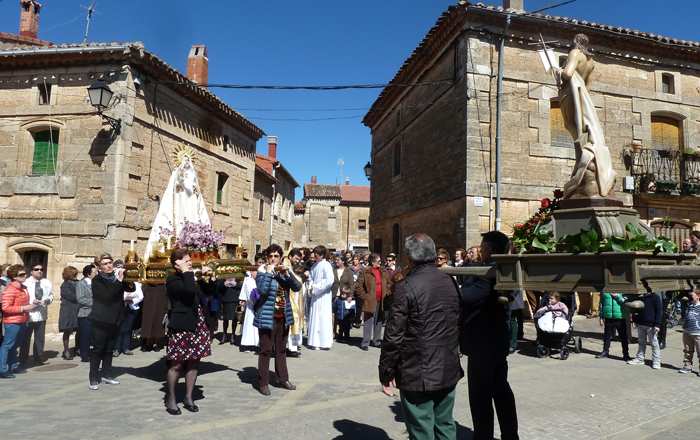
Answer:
[
  {"left": 332, "top": 419, "right": 392, "bottom": 440},
  {"left": 117, "top": 357, "right": 234, "bottom": 382}
]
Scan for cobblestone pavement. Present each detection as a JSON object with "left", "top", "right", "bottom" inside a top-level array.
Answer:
[{"left": 2, "top": 315, "right": 700, "bottom": 440}]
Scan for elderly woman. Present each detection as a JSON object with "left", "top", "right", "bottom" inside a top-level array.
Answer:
[
  {"left": 88, "top": 253, "right": 135, "bottom": 390},
  {"left": 255, "top": 244, "right": 301, "bottom": 396},
  {"left": 0, "top": 265, "right": 38, "bottom": 378},
  {"left": 58, "top": 266, "right": 81, "bottom": 360},
  {"left": 165, "top": 248, "right": 217, "bottom": 415},
  {"left": 454, "top": 248, "right": 467, "bottom": 267},
  {"left": 355, "top": 253, "right": 391, "bottom": 351},
  {"left": 76, "top": 264, "right": 97, "bottom": 362}
]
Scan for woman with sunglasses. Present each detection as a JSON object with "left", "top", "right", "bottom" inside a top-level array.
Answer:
[{"left": 0, "top": 265, "right": 38, "bottom": 378}]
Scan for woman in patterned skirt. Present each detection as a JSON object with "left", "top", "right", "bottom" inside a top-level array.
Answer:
[{"left": 164, "top": 248, "right": 216, "bottom": 415}]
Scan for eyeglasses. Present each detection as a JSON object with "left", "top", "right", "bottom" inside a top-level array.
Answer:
[
  {"left": 437, "top": 257, "right": 446, "bottom": 261},
  {"left": 17, "top": 273, "right": 27, "bottom": 277},
  {"left": 32, "top": 268, "right": 43, "bottom": 272}
]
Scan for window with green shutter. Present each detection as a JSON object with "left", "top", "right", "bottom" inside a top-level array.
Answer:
[
  {"left": 32, "top": 130, "right": 59, "bottom": 175},
  {"left": 216, "top": 173, "right": 227, "bottom": 205}
]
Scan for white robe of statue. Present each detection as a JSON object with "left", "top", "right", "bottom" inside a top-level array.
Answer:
[
  {"left": 144, "top": 154, "right": 209, "bottom": 262},
  {"left": 307, "top": 259, "right": 334, "bottom": 349},
  {"left": 239, "top": 274, "right": 260, "bottom": 349}
]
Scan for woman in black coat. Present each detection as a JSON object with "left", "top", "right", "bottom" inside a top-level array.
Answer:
[
  {"left": 164, "top": 248, "right": 216, "bottom": 415},
  {"left": 58, "top": 266, "right": 80, "bottom": 360},
  {"left": 87, "top": 253, "right": 135, "bottom": 390}
]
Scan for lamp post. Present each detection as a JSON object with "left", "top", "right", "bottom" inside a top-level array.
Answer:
[
  {"left": 87, "top": 79, "right": 121, "bottom": 135},
  {"left": 363, "top": 161, "right": 372, "bottom": 181}
]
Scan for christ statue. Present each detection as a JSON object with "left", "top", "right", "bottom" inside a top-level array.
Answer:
[{"left": 556, "top": 33, "right": 617, "bottom": 200}]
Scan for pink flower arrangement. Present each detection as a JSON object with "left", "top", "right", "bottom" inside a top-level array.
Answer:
[{"left": 175, "top": 220, "right": 230, "bottom": 252}]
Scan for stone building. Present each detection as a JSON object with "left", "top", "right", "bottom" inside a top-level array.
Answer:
[
  {"left": 363, "top": 0, "right": 700, "bottom": 262},
  {"left": 251, "top": 136, "right": 299, "bottom": 256},
  {"left": 294, "top": 177, "right": 370, "bottom": 254},
  {"left": 0, "top": 2, "right": 267, "bottom": 327}
]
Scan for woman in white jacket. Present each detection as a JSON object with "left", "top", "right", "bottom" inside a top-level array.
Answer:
[{"left": 238, "top": 254, "right": 264, "bottom": 352}]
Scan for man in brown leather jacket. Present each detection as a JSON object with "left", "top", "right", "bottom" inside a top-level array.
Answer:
[{"left": 379, "top": 233, "right": 463, "bottom": 439}]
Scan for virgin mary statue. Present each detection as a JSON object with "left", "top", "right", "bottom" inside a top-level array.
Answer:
[{"left": 144, "top": 145, "right": 210, "bottom": 262}]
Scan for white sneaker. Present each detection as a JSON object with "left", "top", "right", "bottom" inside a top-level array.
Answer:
[
  {"left": 627, "top": 358, "right": 644, "bottom": 365},
  {"left": 101, "top": 377, "right": 120, "bottom": 385},
  {"left": 652, "top": 362, "right": 661, "bottom": 370}
]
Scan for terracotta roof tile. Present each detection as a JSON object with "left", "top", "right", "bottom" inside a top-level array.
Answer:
[
  {"left": 0, "top": 41, "right": 264, "bottom": 140},
  {"left": 304, "top": 184, "right": 342, "bottom": 199},
  {"left": 364, "top": 1, "right": 700, "bottom": 127},
  {"left": 340, "top": 185, "right": 370, "bottom": 203}
]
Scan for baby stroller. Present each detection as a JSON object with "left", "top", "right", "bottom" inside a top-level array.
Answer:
[{"left": 534, "top": 293, "right": 582, "bottom": 360}]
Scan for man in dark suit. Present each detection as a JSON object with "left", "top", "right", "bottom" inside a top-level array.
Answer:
[{"left": 460, "top": 231, "right": 519, "bottom": 440}]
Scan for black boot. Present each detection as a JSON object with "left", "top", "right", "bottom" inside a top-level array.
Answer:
[{"left": 596, "top": 350, "right": 609, "bottom": 359}]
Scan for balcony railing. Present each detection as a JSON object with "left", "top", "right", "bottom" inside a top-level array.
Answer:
[{"left": 630, "top": 149, "right": 700, "bottom": 196}]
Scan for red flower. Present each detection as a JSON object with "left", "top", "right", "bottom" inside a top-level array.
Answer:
[
  {"left": 553, "top": 189, "right": 564, "bottom": 199},
  {"left": 540, "top": 198, "right": 550, "bottom": 208},
  {"left": 514, "top": 224, "right": 523, "bottom": 229}
]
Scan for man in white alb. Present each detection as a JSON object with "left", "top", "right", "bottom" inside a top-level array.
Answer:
[{"left": 306, "top": 246, "right": 334, "bottom": 350}]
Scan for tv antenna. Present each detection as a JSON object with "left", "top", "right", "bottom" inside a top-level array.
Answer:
[
  {"left": 338, "top": 158, "right": 344, "bottom": 183},
  {"left": 81, "top": 2, "right": 100, "bottom": 43}
]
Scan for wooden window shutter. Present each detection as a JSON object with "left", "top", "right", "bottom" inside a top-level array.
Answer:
[
  {"left": 651, "top": 116, "right": 681, "bottom": 150},
  {"left": 550, "top": 101, "right": 574, "bottom": 148},
  {"left": 32, "top": 130, "right": 59, "bottom": 175}
]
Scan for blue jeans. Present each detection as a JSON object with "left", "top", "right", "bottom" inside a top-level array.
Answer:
[
  {"left": 115, "top": 309, "right": 137, "bottom": 353},
  {"left": 1, "top": 323, "right": 27, "bottom": 373}
]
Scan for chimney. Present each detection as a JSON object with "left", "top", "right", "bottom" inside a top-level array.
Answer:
[
  {"left": 19, "top": 0, "right": 41, "bottom": 39},
  {"left": 311, "top": 176, "right": 317, "bottom": 184},
  {"left": 345, "top": 177, "right": 349, "bottom": 185},
  {"left": 187, "top": 45, "right": 209, "bottom": 88},
  {"left": 267, "top": 136, "right": 278, "bottom": 159},
  {"left": 503, "top": 0, "right": 524, "bottom": 11}
]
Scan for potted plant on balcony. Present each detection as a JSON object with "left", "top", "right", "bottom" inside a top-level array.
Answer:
[
  {"left": 681, "top": 181, "right": 700, "bottom": 196},
  {"left": 682, "top": 147, "right": 700, "bottom": 162},
  {"left": 632, "top": 140, "right": 643, "bottom": 154},
  {"left": 654, "top": 180, "right": 676, "bottom": 194},
  {"left": 658, "top": 148, "right": 681, "bottom": 160}
]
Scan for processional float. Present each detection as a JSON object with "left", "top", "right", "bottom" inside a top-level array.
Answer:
[
  {"left": 441, "top": 33, "right": 698, "bottom": 295},
  {"left": 123, "top": 145, "right": 271, "bottom": 284}
]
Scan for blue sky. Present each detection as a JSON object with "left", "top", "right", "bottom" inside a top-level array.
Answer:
[{"left": 1, "top": 0, "right": 698, "bottom": 201}]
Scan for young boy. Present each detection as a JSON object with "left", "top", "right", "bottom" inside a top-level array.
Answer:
[
  {"left": 626, "top": 291, "right": 662, "bottom": 369},
  {"left": 679, "top": 288, "right": 700, "bottom": 374},
  {"left": 334, "top": 287, "right": 355, "bottom": 342},
  {"left": 597, "top": 293, "right": 631, "bottom": 361}
]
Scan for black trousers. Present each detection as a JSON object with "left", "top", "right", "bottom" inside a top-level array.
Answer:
[
  {"left": 353, "top": 297, "right": 364, "bottom": 325},
  {"left": 19, "top": 320, "right": 45, "bottom": 366},
  {"left": 658, "top": 291, "right": 672, "bottom": 345},
  {"left": 602, "top": 318, "right": 629, "bottom": 356},
  {"left": 89, "top": 322, "right": 119, "bottom": 383},
  {"left": 467, "top": 355, "right": 519, "bottom": 440}
]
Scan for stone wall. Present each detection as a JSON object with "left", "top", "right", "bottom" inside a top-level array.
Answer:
[
  {"left": 0, "top": 63, "right": 260, "bottom": 328},
  {"left": 367, "top": 24, "right": 700, "bottom": 256}
]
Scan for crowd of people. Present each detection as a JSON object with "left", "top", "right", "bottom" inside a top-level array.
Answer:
[{"left": 3, "top": 230, "right": 700, "bottom": 439}]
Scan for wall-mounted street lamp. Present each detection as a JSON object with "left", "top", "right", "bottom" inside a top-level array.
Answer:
[
  {"left": 87, "top": 79, "right": 121, "bottom": 135},
  {"left": 363, "top": 161, "right": 372, "bottom": 181}
]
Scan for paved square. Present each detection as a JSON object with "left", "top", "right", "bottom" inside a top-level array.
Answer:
[{"left": 1, "top": 316, "right": 699, "bottom": 439}]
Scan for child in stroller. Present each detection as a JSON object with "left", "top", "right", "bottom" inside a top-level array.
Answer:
[
  {"left": 535, "top": 292, "right": 570, "bottom": 333},
  {"left": 533, "top": 292, "right": 582, "bottom": 359}
]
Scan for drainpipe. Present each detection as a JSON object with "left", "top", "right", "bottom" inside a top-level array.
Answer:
[
  {"left": 495, "top": 15, "right": 511, "bottom": 231},
  {"left": 269, "top": 163, "right": 280, "bottom": 246}
]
